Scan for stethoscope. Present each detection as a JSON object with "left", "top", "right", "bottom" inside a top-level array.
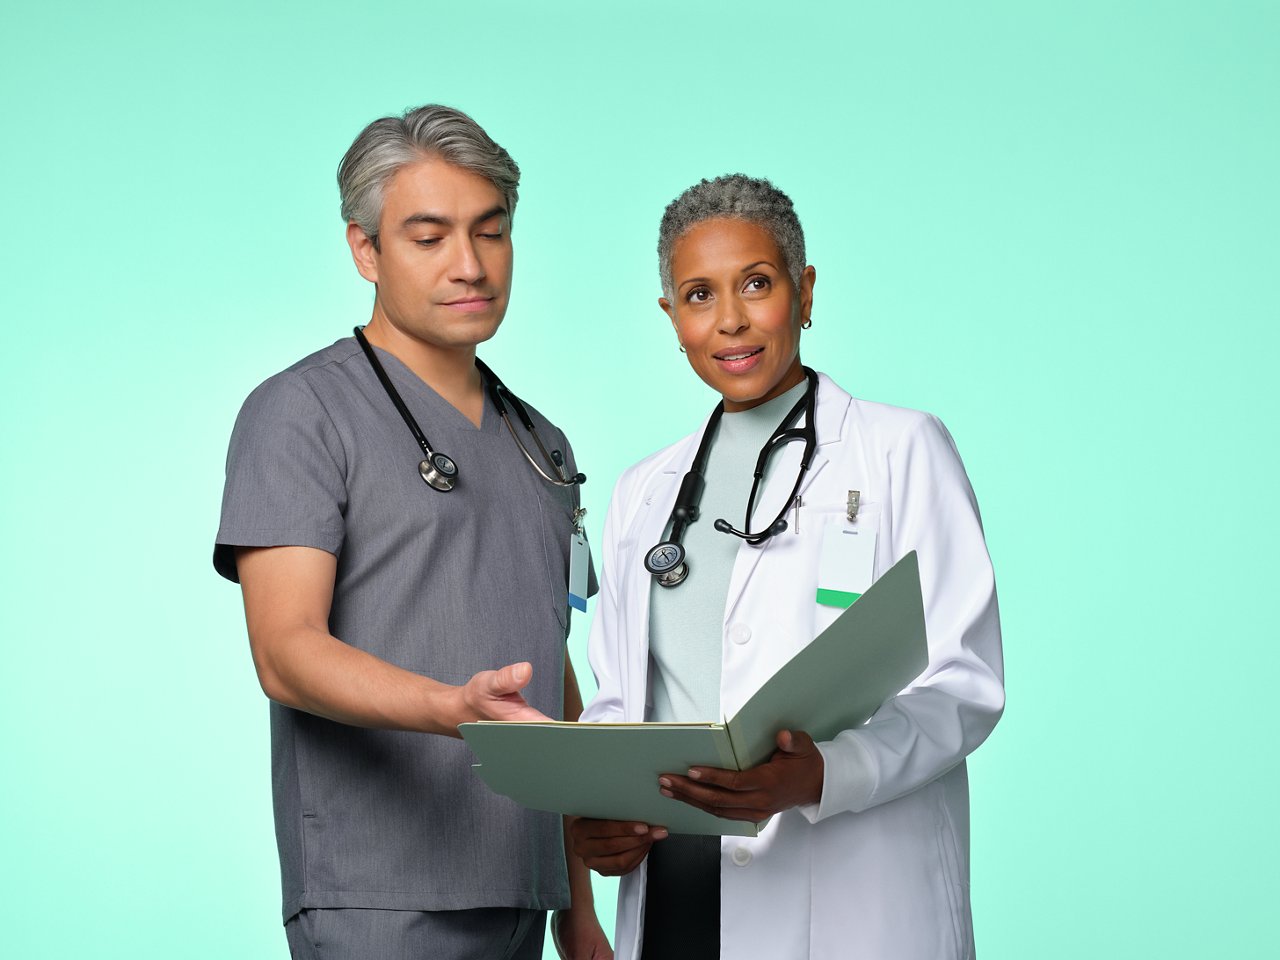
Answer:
[
  {"left": 353, "top": 326, "right": 585, "bottom": 492},
  {"left": 643, "top": 367, "right": 819, "bottom": 588}
]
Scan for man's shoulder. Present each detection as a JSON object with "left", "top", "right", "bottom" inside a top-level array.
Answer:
[
  {"left": 277, "top": 336, "right": 364, "bottom": 386},
  {"left": 240, "top": 337, "right": 362, "bottom": 409}
]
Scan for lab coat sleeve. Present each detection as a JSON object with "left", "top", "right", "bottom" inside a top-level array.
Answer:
[
  {"left": 579, "top": 469, "right": 635, "bottom": 725},
  {"left": 802, "top": 412, "right": 1005, "bottom": 821}
]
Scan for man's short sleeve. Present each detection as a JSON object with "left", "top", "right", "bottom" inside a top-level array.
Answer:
[{"left": 213, "top": 371, "right": 348, "bottom": 583}]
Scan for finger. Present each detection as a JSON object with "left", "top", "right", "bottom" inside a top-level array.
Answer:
[
  {"left": 668, "top": 766, "right": 747, "bottom": 790},
  {"left": 660, "top": 776, "right": 769, "bottom": 814},
  {"left": 584, "top": 845, "right": 653, "bottom": 877},
  {"left": 775, "top": 729, "right": 816, "bottom": 754},
  {"left": 489, "top": 661, "right": 533, "bottom": 694},
  {"left": 500, "top": 702, "right": 553, "bottom": 722},
  {"left": 572, "top": 819, "right": 665, "bottom": 840},
  {"left": 572, "top": 834, "right": 657, "bottom": 859},
  {"left": 658, "top": 785, "right": 772, "bottom": 822}
]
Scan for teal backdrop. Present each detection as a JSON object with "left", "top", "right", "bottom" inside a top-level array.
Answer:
[{"left": 2, "top": 2, "right": 1276, "bottom": 956}]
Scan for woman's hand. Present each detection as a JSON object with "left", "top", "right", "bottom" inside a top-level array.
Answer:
[
  {"left": 568, "top": 817, "right": 668, "bottom": 876},
  {"left": 658, "top": 729, "right": 824, "bottom": 822}
]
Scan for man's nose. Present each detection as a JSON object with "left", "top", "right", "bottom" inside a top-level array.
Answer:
[{"left": 449, "top": 238, "right": 486, "bottom": 285}]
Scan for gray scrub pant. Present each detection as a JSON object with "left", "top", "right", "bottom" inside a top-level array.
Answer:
[{"left": 285, "top": 907, "right": 546, "bottom": 960}]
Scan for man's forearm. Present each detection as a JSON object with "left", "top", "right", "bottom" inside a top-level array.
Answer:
[
  {"left": 238, "top": 545, "right": 547, "bottom": 736},
  {"left": 251, "top": 622, "right": 469, "bottom": 735}
]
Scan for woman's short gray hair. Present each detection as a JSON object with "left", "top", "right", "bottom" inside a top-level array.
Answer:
[
  {"left": 337, "top": 104, "right": 520, "bottom": 248},
  {"left": 658, "top": 174, "right": 806, "bottom": 299}
]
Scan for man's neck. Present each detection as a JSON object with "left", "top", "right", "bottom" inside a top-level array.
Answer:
[{"left": 361, "top": 314, "right": 486, "bottom": 428}]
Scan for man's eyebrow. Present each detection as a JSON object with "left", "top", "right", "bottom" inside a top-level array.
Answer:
[
  {"left": 400, "top": 206, "right": 509, "bottom": 229},
  {"left": 402, "top": 213, "right": 451, "bottom": 228},
  {"left": 472, "top": 205, "right": 509, "bottom": 226}
]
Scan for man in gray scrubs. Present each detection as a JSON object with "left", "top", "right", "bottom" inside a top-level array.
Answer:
[{"left": 214, "top": 105, "right": 611, "bottom": 960}]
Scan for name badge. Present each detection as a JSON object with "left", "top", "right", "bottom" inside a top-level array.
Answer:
[
  {"left": 569, "top": 528, "right": 591, "bottom": 613},
  {"left": 816, "top": 519, "right": 877, "bottom": 608}
]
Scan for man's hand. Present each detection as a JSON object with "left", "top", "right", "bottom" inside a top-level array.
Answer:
[
  {"left": 551, "top": 905, "right": 614, "bottom": 960},
  {"left": 568, "top": 817, "right": 668, "bottom": 877},
  {"left": 455, "top": 661, "right": 553, "bottom": 728},
  {"left": 658, "top": 729, "right": 824, "bottom": 822}
]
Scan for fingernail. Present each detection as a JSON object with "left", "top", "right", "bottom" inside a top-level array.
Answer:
[
  {"left": 658, "top": 777, "right": 671, "bottom": 788},
  {"left": 659, "top": 788, "right": 673, "bottom": 798},
  {"left": 688, "top": 769, "right": 702, "bottom": 780},
  {"left": 652, "top": 828, "right": 669, "bottom": 839}
]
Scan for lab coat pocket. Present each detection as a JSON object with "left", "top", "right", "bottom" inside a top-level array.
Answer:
[{"left": 809, "top": 502, "right": 882, "bottom": 638}]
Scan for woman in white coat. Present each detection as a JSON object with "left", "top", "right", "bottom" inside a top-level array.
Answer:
[{"left": 571, "top": 175, "right": 1004, "bottom": 960}]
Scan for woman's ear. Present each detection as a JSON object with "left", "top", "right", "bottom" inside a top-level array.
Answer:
[
  {"left": 659, "top": 297, "right": 680, "bottom": 343},
  {"left": 798, "top": 266, "right": 816, "bottom": 325}
]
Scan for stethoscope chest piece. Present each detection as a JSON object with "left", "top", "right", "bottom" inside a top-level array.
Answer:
[
  {"left": 419, "top": 452, "right": 459, "bottom": 492},
  {"left": 645, "top": 541, "right": 689, "bottom": 588}
]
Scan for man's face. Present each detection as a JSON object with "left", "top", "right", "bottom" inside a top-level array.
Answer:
[{"left": 351, "top": 156, "right": 513, "bottom": 350}]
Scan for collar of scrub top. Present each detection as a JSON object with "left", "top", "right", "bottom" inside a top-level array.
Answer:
[
  {"left": 643, "top": 366, "right": 819, "bottom": 587},
  {"left": 353, "top": 325, "right": 585, "bottom": 492}
]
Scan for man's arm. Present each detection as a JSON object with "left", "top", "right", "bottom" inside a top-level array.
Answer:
[
  {"left": 237, "top": 545, "right": 551, "bottom": 736},
  {"left": 552, "top": 657, "right": 614, "bottom": 960}
]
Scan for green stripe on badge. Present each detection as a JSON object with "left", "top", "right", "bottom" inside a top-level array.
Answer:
[{"left": 816, "top": 588, "right": 862, "bottom": 608}]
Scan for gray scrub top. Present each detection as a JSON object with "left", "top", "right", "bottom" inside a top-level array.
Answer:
[{"left": 215, "top": 336, "right": 589, "bottom": 921}]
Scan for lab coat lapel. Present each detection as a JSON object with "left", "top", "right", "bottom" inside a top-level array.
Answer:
[
  {"left": 619, "top": 426, "right": 708, "bottom": 721},
  {"left": 723, "top": 375, "right": 851, "bottom": 624}
]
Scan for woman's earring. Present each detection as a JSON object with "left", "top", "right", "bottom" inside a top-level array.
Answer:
[
  {"left": 679, "top": 343, "right": 687, "bottom": 353},
  {"left": 801, "top": 318, "right": 813, "bottom": 329}
]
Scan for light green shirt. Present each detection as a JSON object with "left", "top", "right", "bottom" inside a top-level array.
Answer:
[{"left": 647, "top": 380, "right": 808, "bottom": 722}]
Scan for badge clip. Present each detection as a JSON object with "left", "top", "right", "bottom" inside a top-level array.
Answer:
[{"left": 847, "top": 490, "right": 860, "bottom": 522}]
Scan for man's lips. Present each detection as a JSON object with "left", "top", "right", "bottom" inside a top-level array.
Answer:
[{"left": 440, "top": 296, "right": 495, "bottom": 312}]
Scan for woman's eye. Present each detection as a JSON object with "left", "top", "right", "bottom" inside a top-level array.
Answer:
[
  {"left": 686, "top": 288, "right": 711, "bottom": 303},
  {"left": 745, "top": 276, "right": 770, "bottom": 293}
]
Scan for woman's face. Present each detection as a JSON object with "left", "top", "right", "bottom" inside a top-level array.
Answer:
[{"left": 660, "top": 217, "right": 815, "bottom": 412}]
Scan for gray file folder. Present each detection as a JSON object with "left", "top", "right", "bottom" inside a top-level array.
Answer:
[{"left": 461, "top": 551, "right": 928, "bottom": 836}]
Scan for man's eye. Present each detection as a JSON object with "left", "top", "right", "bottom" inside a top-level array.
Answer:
[
  {"left": 478, "top": 232, "right": 505, "bottom": 240},
  {"left": 415, "top": 237, "right": 442, "bottom": 247}
]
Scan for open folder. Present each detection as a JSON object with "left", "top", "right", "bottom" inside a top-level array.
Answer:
[{"left": 461, "top": 551, "right": 928, "bottom": 836}]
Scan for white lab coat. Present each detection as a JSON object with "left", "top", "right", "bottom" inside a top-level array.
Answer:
[{"left": 581, "top": 373, "right": 1004, "bottom": 960}]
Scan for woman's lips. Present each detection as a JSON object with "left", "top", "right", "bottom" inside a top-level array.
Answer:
[{"left": 713, "top": 346, "right": 764, "bottom": 374}]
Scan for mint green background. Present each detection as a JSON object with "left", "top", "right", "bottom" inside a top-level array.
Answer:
[{"left": 2, "top": 2, "right": 1276, "bottom": 956}]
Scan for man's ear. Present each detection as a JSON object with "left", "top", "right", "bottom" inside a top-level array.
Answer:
[{"left": 347, "top": 222, "right": 379, "bottom": 284}]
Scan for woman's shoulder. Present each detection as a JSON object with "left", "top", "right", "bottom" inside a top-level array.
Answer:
[{"left": 817, "top": 372, "right": 949, "bottom": 445}]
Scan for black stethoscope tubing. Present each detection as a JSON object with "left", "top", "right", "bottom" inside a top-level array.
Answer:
[
  {"left": 644, "top": 366, "right": 819, "bottom": 588},
  {"left": 353, "top": 325, "right": 584, "bottom": 492}
]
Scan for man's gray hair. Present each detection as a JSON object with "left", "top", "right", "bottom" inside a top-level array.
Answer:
[
  {"left": 658, "top": 174, "right": 806, "bottom": 300},
  {"left": 338, "top": 104, "right": 520, "bottom": 248}
]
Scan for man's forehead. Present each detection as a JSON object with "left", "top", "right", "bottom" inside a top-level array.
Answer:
[{"left": 384, "top": 156, "right": 507, "bottom": 219}]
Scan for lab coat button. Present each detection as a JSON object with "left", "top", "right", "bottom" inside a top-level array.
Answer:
[
  {"left": 731, "top": 846, "right": 752, "bottom": 866},
  {"left": 728, "top": 623, "right": 752, "bottom": 645}
]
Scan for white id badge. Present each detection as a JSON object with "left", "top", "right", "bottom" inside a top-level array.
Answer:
[
  {"left": 816, "top": 519, "right": 877, "bottom": 608},
  {"left": 568, "top": 529, "right": 591, "bottom": 612}
]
